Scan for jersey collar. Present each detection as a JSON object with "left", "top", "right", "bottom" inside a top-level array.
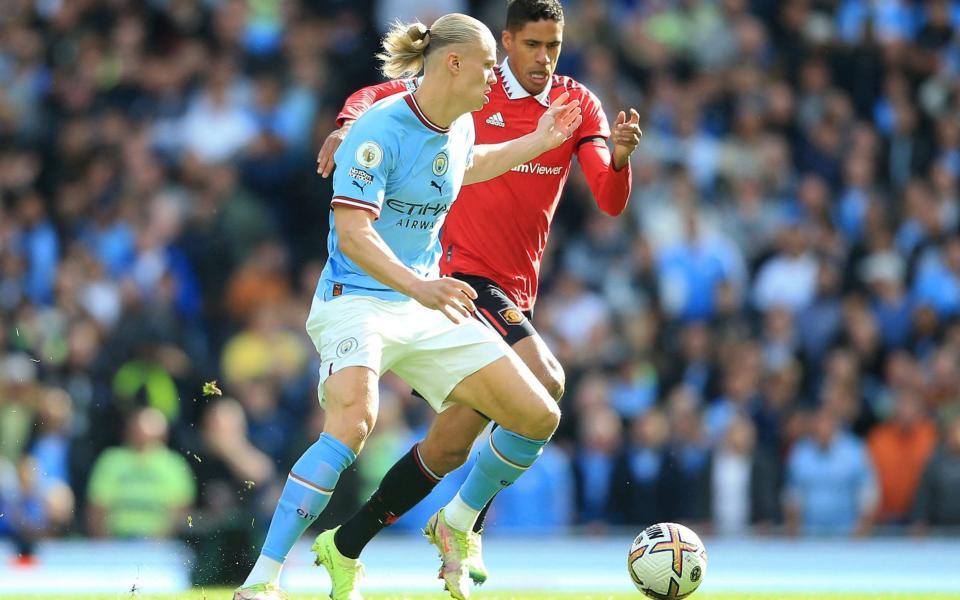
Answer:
[
  {"left": 404, "top": 92, "right": 450, "bottom": 133},
  {"left": 499, "top": 57, "right": 551, "bottom": 107}
]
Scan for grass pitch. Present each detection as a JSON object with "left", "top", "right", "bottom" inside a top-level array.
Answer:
[{"left": 5, "top": 592, "right": 960, "bottom": 600}]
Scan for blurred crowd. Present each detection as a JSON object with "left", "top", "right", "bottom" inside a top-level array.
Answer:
[{"left": 3, "top": 0, "right": 960, "bottom": 583}]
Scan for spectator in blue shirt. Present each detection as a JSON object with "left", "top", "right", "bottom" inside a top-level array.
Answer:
[
  {"left": 657, "top": 210, "right": 743, "bottom": 322},
  {"left": 862, "top": 251, "right": 913, "bottom": 349},
  {"left": 785, "top": 407, "right": 878, "bottom": 535},
  {"left": 15, "top": 193, "right": 59, "bottom": 306},
  {"left": 912, "top": 236, "right": 960, "bottom": 318},
  {"left": 572, "top": 407, "right": 622, "bottom": 526},
  {"left": 795, "top": 259, "right": 843, "bottom": 364}
]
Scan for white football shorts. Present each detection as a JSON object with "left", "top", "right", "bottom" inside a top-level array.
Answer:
[{"left": 306, "top": 293, "right": 510, "bottom": 412}]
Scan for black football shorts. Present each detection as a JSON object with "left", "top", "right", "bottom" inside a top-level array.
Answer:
[{"left": 451, "top": 272, "right": 537, "bottom": 347}]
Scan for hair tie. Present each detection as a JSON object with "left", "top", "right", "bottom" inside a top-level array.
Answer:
[{"left": 423, "top": 28, "right": 430, "bottom": 37}]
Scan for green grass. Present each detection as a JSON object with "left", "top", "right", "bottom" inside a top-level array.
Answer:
[{"left": 6, "top": 592, "right": 960, "bottom": 600}]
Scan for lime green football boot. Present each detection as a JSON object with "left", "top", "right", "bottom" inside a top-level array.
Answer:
[
  {"left": 423, "top": 509, "right": 474, "bottom": 600},
  {"left": 232, "top": 583, "right": 288, "bottom": 600},
  {"left": 312, "top": 527, "right": 365, "bottom": 600},
  {"left": 464, "top": 529, "right": 489, "bottom": 585}
]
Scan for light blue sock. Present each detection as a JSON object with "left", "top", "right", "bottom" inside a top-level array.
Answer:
[
  {"left": 458, "top": 427, "right": 548, "bottom": 510},
  {"left": 260, "top": 432, "right": 355, "bottom": 562}
]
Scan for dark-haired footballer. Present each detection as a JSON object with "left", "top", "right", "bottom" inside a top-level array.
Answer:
[{"left": 312, "top": 1, "right": 641, "bottom": 597}]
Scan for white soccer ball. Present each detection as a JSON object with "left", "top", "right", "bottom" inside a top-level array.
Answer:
[{"left": 628, "top": 522, "right": 708, "bottom": 599}]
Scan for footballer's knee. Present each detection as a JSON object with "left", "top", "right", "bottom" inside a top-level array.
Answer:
[
  {"left": 324, "top": 403, "right": 376, "bottom": 451},
  {"left": 322, "top": 368, "right": 378, "bottom": 452},
  {"left": 516, "top": 396, "right": 561, "bottom": 440}
]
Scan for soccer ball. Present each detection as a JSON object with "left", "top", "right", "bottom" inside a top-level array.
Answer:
[{"left": 628, "top": 522, "right": 708, "bottom": 599}]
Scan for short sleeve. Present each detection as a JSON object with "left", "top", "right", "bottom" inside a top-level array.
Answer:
[
  {"left": 331, "top": 114, "right": 396, "bottom": 219},
  {"left": 576, "top": 88, "right": 611, "bottom": 147}
]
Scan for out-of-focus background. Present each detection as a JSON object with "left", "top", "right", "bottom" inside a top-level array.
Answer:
[{"left": 2, "top": 0, "right": 960, "bottom": 593}]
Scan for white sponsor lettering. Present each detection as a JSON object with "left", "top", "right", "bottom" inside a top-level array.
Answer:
[{"left": 510, "top": 162, "right": 564, "bottom": 175}]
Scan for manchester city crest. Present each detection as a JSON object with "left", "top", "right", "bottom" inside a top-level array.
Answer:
[
  {"left": 336, "top": 337, "right": 358, "bottom": 357},
  {"left": 432, "top": 151, "right": 449, "bottom": 176}
]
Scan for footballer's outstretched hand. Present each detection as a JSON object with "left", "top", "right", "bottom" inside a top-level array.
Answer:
[
  {"left": 535, "top": 92, "right": 582, "bottom": 152},
  {"left": 316, "top": 120, "right": 353, "bottom": 178},
  {"left": 612, "top": 108, "right": 642, "bottom": 170}
]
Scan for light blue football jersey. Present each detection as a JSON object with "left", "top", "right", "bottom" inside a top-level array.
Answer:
[{"left": 317, "top": 93, "right": 476, "bottom": 301}]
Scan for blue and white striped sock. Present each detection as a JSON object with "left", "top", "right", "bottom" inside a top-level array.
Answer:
[
  {"left": 443, "top": 427, "right": 548, "bottom": 532},
  {"left": 259, "top": 433, "right": 355, "bottom": 564}
]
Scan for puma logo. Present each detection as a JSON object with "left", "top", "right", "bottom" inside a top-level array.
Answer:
[
  {"left": 430, "top": 180, "right": 444, "bottom": 195},
  {"left": 352, "top": 180, "right": 368, "bottom": 194}
]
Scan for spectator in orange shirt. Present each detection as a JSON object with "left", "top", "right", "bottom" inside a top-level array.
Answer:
[
  {"left": 223, "top": 240, "right": 293, "bottom": 324},
  {"left": 867, "top": 389, "right": 938, "bottom": 523}
]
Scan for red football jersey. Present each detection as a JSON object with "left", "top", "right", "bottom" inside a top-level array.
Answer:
[{"left": 336, "top": 60, "right": 631, "bottom": 311}]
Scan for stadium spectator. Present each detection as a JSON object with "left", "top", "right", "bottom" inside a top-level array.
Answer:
[
  {"left": 220, "top": 304, "right": 308, "bottom": 386},
  {"left": 862, "top": 251, "right": 913, "bottom": 351},
  {"left": 752, "top": 219, "right": 818, "bottom": 313},
  {"left": 656, "top": 209, "right": 745, "bottom": 323},
  {"left": 711, "top": 415, "right": 780, "bottom": 536},
  {"left": 609, "top": 409, "right": 671, "bottom": 527},
  {"left": 754, "top": 361, "right": 803, "bottom": 452},
  {"left": 0, "top": 455, "right": 74, "bottom": 560},
  {"left": 868, "top": 389, "right": 938, "bottom": 524},
  {"left": 923, "top": 346, "right": 960, "bottom": 419},
  {"left": 912, "top": 236, "right": 960, "bottom": 319},
  {"left": 607, "top": 352, "right": 659, "bottom": 420},
  {"left": 784, "top": 407, "right": 878, "bottom": 536},
  {"left": 912, "top": 413, "right": 960, "bottom": 531},
  {"left": 794, "top": 259, "right": 843, "bottom": 365},
  {"left": 660, "top": 322, "right": 717, "bottom": 402},
  {"left": 177, "top": 55, "right": 258, "bottom": 165},
  {"left": 0, "top": 353, "right": 41, "bottom": 464},
  {"left": 660, "top": 387, "right": 712, "bottom": 529},
  {"left": 223, "top": 241, "right": 294, "bottom": 325},
  {"left": 86, "top": 407, "right": 195, "bottom": 539},
  {"left": 539, "top": 271, "right": 614, "bottom": 369},
  {"left": 26, "top": 387, "right": 74, "bottom": 487},
  {"left": 573, "top": 406, "right": 623, "bottom": 527},
  {"left": 12, "top": 193, "right": 59, "bottom": 306},
  {"left": 703, "top": 343, "right": 762, "bottom": 444}
]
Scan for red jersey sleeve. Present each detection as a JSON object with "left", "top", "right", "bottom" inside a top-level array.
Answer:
[
  {"left": 574, "top": 88, "right": 610, "bottom": 146},
  {"left": 576, "top": 136, "right": 632, "bottom": 217},
  {"left": 335, "top": 79, "right": 416, "bottom": 127}
]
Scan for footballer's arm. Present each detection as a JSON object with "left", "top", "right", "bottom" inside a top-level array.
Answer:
[
  {"left": 464, "top": 93, "right": 582, "bottom": 185},
  {"left": 576, "top": 108, "right": 641, "bottom": 217},
  {"left": 333, "top": 207, "right": 477, "bottom": 323}
]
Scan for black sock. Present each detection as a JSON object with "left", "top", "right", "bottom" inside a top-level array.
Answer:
[
  {"left": 472, "top": 496, "right": 496, "bottom": 533},
  {"left": 334, "top": 443, "right": 441, "bottom": 559}
]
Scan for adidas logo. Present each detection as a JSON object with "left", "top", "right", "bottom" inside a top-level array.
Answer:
[{"left": 485, "top": 112, "right": 505, "bottom": 127}]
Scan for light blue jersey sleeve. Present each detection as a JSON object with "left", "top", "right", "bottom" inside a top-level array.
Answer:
[{"left": 330, "top": 114, "right": 397, "bottom": 218}]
